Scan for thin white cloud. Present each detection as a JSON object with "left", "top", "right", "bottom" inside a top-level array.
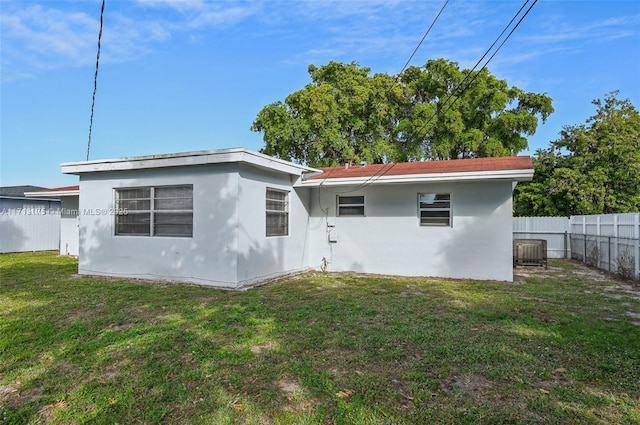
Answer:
[
  {"left": 1, "top": 6, "right": 95, "bottom": 60},
  {"left": 134, "top": 0, "right": 208, "bottom": 13},
  {"left": 187, "top": 5, "right": 257, "bottom": 29},
  {"left": 133, "top": 0, "right": 258, "bottom": 29},
  {"left": 525, "top": 14, "right": 639, "bottom": 45},
  {"left": 3, "top": 1, "right": 637, "bottom": 84},
  {"left": 0, "top": 1, "right": 258, "bottom": 82}
]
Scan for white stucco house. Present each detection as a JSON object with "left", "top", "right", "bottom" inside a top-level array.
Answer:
[{"left": 59, "top": 148, "right": 533, "bottom": 288}]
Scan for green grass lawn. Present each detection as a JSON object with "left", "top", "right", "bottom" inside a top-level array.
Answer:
[{"left": 1, "top": 252, "right": 639, "bottom": 424}]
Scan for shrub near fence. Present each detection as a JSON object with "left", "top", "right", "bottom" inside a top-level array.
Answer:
[{"left": 570, "top": 214, "right": 640, "bottom": 281}]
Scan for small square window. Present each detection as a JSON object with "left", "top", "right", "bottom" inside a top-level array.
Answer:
[
  {"left": 337, "top": 195, "right": 365, "bottom": 216},
  {"left": 418, "top": 193, "right": 451, "bottom": 227}
]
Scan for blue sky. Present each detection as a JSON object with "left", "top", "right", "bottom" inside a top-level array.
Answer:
[{"left": 1, "top": 0, "right": 639, "bottom": 187}]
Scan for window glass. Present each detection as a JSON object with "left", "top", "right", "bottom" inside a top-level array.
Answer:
[
  {"left": 115, "top": 185, "right": 192, "bottom": 237},
  {"left": 418, "top": 193, "right": 451, "bottom": 226},
  {"left": 337, "top": 195, "right": 365, "bottom": 216},
  {"left": 266, "top": 188, "right": 289, "bottom": 236}
]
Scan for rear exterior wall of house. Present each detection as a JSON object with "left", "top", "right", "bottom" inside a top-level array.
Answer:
[
  {"left": 77, "top": 163, "right": 312, "bottom": 287},
  {"left": 306, "top": 180, "right": 514, "bottom": 281},
  {"left": 78, "top": 164, "right": 241, "bottom": 287}
]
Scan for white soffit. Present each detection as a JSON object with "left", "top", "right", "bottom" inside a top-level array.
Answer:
[{"left": 24, "top": 188, "right": 79, "bottom": 197}]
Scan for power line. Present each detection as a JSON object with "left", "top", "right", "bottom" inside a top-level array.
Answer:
[
  {"left": 341, "top": 0, "right": 539, "bottom": 191},
  {"left": 412, "top": 0, "right": 538, "bottom": 155},
  {"left": 319, "top": 162, "right": 397, "bottom": 194},
  {"left": 397, "top": 0, "right": 450, "bottom": 78},
  {"left": 321, "top": 0, "right": 449, "bottom": 194},
  {"left": 86, "top": 0, "right": 106, "bottom": 161}
]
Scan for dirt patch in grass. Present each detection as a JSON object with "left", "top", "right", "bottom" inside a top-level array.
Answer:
[
  {"left": 0, "top": 384, "right": 43, "bottom": 409},
  {"left": 514, "top": 265, "right": 569, "bottom": 281},
  {"left": 276, "top": 378, "right": 319, "bottom": 412},
  {"left": 440, "top": 374, "right": 492, "bottom": 397},
  {"left": 603, "top": 285, "right": 640, "bottom": 301},
  {"left": 514, "top": 262, "right": 616, "bottom": 283},
  {"left": 277, "top": 379, "right": 304, "bottom": 394},
  {"left": 250, "top": 341, "right": 277, "bottom": 354},
  {"left": 0, "top": 385, "right": 19, "bottom": 404}
]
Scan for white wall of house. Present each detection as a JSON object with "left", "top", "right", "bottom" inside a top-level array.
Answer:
[
  {"left": 76, "top": 163, "right": 313, "bottom": 287},
  {"left": 235, "top": 164, "right": 311, "bottom": 285},
  {"left": 307, "top": 180, "right": 515, "bottom": 281},
  {"left": 78, "top": 165, "right": 242, "bottom": 287},
  {"left": 60, "top": 196, "right": 79, "bottom": 256}
]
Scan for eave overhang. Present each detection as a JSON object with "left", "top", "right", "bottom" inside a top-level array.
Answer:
[
  {"left": 61, "top": 148, "right": 320, "bottom": 177},
  {"left": 25, "top": 189, "right": 79, "bottom": 198},
  {"left": 295, "top": 169, "right": 534, "bottom": 187}
]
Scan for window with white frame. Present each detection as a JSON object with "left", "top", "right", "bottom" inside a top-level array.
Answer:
[
  {"left": 115, "top": 185, "right": 193, "bottom": 237},
  {"left": 337, "top": 195, "right": 365, "bottom": 216},
  {"left": 266, "top": 188, "right": 289, "bottom": 237},
  {"left": 418, "top": 193, "right": 451, "bottom": 227}
]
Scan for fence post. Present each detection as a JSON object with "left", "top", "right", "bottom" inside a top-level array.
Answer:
[
  {"left": 582, "top": 216, "right": 587, "bottom": 264},
  {"left": 635, "top": 214, "right": 640, "bottom": 281},
  {"left": 608, "top": 236, "right": 611, "bottom": 272},
  {"left": 583, "top": 233, "right": 587, "bottom": 264},
  {"left": 596, "top": 215, "right": 601, "bottom": 269},
  {"left": 564, "top": 231, "right": 568, "bottom": 259}
]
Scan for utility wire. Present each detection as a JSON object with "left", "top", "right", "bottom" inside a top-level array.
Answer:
[
  {"left": 321, "top": 0, "right": 448, "bottom": 194},
  {"left": 412, "top": 0, "right": 538, "bottom": 152},
  {"left": 86, "top": 0, "right": 106, "bottom": 161},
  {"left": 319, "top": 162, "right": 397, "bottom": 194},
  {"left": 397, "top": 0, "right": 450, "bottom": 78},
  {"left": 338, "top": 0, "right": 539, "bottom": 191}
]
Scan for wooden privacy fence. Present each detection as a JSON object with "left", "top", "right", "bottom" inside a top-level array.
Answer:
[{"left": 514, "top": 214, "right": 640, "bottom": 281}]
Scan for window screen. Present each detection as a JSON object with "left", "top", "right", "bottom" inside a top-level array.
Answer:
[
  {"left": 266, "top": 188, "right": 289, "bottom": 237},
  {"left": 337, "top": 195, "right": 365, "bottom": 216},
  {"left": 115, "top": 185, "right": 192, "bottom": 237},
  {"left": 418, "top": 193, "right": 451, "bottom": 227}
]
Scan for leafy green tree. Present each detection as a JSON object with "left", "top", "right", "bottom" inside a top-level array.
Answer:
[
  {"left": 252, "top": 62, "right": 402, "bottom": 167},
  {"left": 514, "top": 91, "right": 640, "bottom": 216},
  {"left": 398, "top": 59, "right": 554, "bottom": 160},
  {"left": 251, "top": 59, "right": 553, "bottom": 166}
]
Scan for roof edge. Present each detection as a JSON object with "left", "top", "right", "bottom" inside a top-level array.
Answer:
[
  {"left": 61, "top": 148, "right": 320, "bottom": 176},
  {"left": 25, "top": 188, "right": 79, "bottom": 197},
  {"left": 296, "top": 169, "right": 534, "bottom": 187}
]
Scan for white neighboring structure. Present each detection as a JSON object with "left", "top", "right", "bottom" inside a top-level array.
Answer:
[
  {"left": 25, "top": 186, "right": 80, "bottom": 256},
  {"left": 61, "top": 148, "right": 534, "bottom": 287},
  {"left": 0, "top": 186, "right": 61, "bottom": 253}
]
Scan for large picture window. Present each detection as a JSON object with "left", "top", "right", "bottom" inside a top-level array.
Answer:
[
  {"left": 418, "top": 193, "right": 451, "bottom": 227},
  {"left": 115, "top": 185, "right": 193, "bottom": 237},
  {"left": 337, "top": 195, "right": 365, "bottom": 216},
  {"left": 266, "top": 188, "right": 289, "bottom": 237}
]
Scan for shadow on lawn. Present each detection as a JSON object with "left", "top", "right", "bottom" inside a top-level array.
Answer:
[{"left": 1, "top": 256, "right": 639, "bottom": 424}]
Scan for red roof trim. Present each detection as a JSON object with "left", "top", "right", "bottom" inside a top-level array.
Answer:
[
  {"left": 304, "top": 156, "right": 533, "bottom": 180},
  {"left": 27, "top": 185, "right": 79, "bottom": 193}
]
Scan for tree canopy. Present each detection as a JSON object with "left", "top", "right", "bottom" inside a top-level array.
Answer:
[
  {"left": 514, "top": 91, "right": 640, "bottom": 216},
  {"left": 251, "top": 59, "right": 554, "bottom": 167}
]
